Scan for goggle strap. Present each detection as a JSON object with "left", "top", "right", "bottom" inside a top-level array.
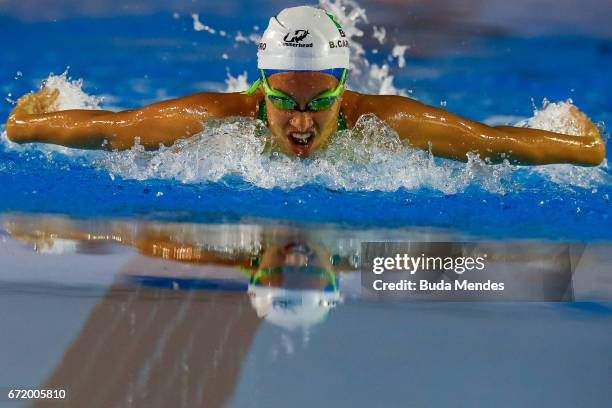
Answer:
[{"left": 241, "top": 78, "right": 262, "bottom": 96}]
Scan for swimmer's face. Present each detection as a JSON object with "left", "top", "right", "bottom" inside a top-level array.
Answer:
[
  {"left": 255, "top": 242, "right": 334, "bottom": 289},
  {"left": 265, "top": 72, "right": 343, "bottom": 157}
]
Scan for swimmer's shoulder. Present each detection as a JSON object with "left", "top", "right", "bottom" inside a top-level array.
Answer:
[
  {"left": 166, "top": 90, "right": 264, "bottom": 119},
  {"left": 341, "top": 90, "right": 365, "bottom": 127},
  {"left": 341, "top": 90, "right": 423, "bottom": 126}
]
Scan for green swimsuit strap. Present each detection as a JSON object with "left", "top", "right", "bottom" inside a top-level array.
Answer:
[
  {"left": 258, "top": 98, "right": 267, "bottom": 122},
  {"left": 258, "top": 99, "right": 348, "bottom": 131}
]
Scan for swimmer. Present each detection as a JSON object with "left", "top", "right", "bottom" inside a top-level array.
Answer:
[{"left": 5, "top": 6, "right": 606, "bottom": 165}]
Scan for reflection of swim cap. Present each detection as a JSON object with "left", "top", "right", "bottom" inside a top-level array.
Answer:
[
  {"left": 258, "top": 6, "right": 350, "bottom": 71},
  {"left": 248, "top": 286, "right": 341, "bottom": 330}
]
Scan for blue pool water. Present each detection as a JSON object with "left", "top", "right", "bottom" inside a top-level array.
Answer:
[
  {"left": 1, "top": 2, "right": 612, "bottom": 406},
  {"left": 0, "top": 0, "right": 611, "bottom": 240}
]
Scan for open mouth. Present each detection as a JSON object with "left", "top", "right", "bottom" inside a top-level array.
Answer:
[
  {"left": 289, "top": 132, "right": 314, "bottom": 145},
  {"left": 287, "top": 131, "right": 315, "bottom": 154}
]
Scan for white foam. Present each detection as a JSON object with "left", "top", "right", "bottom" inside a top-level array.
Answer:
[
  {"left": 89, "top": 96, "right": 609, "bottom": 193},
  {"left": 319, "top": 0, "right": 409, "bottom": 96},
  {"left": 43, "top": 71, "right": 103, "bottom": 111},
  {"left": 516, "top": 99, "right": 581, "bottom": 135},
  {"left": 234, "top": 31, "right": 259, "bottom": 44},
  {"left": 191, "top": 13, "right": 216, "bottom": 34},
  {"left": 224, "top": 71, "right": 250, "bottom": 93},
  {"left": 392, "top": 44, "right": 409, "bottom": 68},
  {"left": 373, "top": 26, "right": 386, "bottom": 44},
  {"left": 91, "top": 114, "right": 521, "bottom": 193}
]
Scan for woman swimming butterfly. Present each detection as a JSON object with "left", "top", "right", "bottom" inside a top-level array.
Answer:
[{"left": 5, "top": 6, "right": 606, "bottom": 165}]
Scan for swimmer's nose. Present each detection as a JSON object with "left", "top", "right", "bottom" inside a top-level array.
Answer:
[{"left": 289, "top": 112, "right": 314, "bottom": 131}]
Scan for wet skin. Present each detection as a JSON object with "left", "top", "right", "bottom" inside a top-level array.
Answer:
[
  {"left": 265, "top": 72, "right": 342, "bottom": 156},
  {"left": 5, "top": 72, "right": 606, "bottom": 165}
]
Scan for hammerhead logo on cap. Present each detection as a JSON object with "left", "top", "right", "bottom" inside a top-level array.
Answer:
[{"left": 283, "top": 30, "right": 310, "bottom": 43}]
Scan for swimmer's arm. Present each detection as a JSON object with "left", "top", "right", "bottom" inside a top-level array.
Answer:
[
  {"left": 6, "top": 89, "right": 260, "bottom": 150},
  {"left": 344, "top": 92, "right": 606, "bottom": 165}
]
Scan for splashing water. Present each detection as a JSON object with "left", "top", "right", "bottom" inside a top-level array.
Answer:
[
  {"left": 224, "top": 70, "right": 250, "bottom": 93},
  {"left": 1, "top": 0, "right": 609, "bottom": 195},
  {"left": 319, "top": 0, "right": 409, "bottom": 96},
  {"left": 89, "top": 105, "right": 603, "bottom": 193},
  {"left": 44, "top": 70, "right": 103, "bottom": 111},
  {"left": 191, "top": 13, "right": 218, "bottom": 35},
  {"left": 517, "top": 99, "right": 584, "bottom": 136}
]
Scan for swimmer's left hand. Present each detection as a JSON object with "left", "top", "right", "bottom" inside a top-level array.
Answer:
[
  {"left": 569, "top": 106, "right": 601, "bottom": 140},
  {"left": 569, "top": 106, "right": 606, "bottom": 162}
]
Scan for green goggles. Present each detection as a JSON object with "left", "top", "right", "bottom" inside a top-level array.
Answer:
[
  {"left": 250, "top": 266, "right": 338, "bottom": 292},
  {"left": 242, "top": 68, "right": 347, "bottom": 112}
]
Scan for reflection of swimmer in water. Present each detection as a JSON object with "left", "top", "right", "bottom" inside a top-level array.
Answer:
[
  {"left": 7, "top": 215, "right": 577, "bottom": 304},
  {"left": 5, "top": 216, "right": 345, "bottom": 406},
  {"left": 7, "top": 217, "right": 344, "bottom": 329},
  {"left": 5, "top": 6, "right": 605, "bottom": 165}
]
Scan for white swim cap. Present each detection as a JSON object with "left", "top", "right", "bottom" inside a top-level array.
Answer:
[
  {"left": 248, "top": 286, "right": 341, "bottom": 330},
  {"left": 257, "top": 6, "right": 350, "bottom": 71}
]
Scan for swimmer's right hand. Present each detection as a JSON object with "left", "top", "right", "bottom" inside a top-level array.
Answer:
[
  {"left": 6, "top": 87, "right": 60, "bottom": 144},
  {"left": 13, "top": 87, "right": 60, "bottom": 115}
]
